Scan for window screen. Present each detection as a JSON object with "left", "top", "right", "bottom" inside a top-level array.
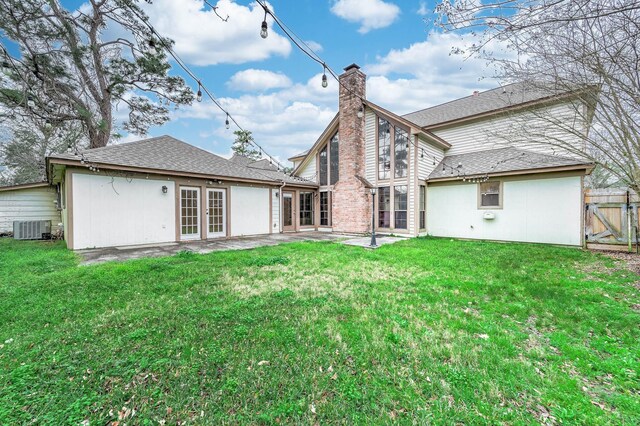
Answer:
[
  {"left": 394, "top": 185, "right": 408, "bottom": 229},
  {"left": 299, "top": 192, "right": 314, "bottom": 226},
  {"left": 480, "top": 181, "right": 501, "bottom": 207}
]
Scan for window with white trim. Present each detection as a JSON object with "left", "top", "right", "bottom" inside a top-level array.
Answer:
[{"left": 479, "top": 181, "right": 501, "bottom": 208}]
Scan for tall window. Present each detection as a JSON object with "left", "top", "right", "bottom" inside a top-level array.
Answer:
[
  {"left": 300, "top": 192, "right": 314, "bottom": 226},
  {"left": 419, "top": 185, "right": 426, "bottom": 230},
  {"left": 320, "top": 191, "right": 330, "bottom": 226},
  {"left": 329, "top": 132, "right": 339, "bottom": 185},
  {"left": 378, "top": 187, "right": 391, "bottom": 228},
  {"left": 394, "top": 185, "right": 407, "bottom": 229},
  {"left": 378, "top": 118, "right": 391, "bottom": 180},
  {"left": 479, "top": 181, "right": 501, "bottom": 208},
  {"left": 394, "top": 128, "right": 408, "bottom": 178},
  {"left": 319, "top": 146, "right": 328, "bottom": 186}
]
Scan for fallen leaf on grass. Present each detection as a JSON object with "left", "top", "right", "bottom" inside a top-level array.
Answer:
[{"left": 257, "top": 360, "right": 270, "bottom": 366}]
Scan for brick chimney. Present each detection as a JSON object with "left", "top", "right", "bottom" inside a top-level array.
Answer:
[{"left": 332, "top": 64, "right": 371, "bottom": 233}]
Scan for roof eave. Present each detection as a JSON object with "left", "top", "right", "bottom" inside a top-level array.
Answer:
[
  {"left": 47, "top": 157, "right": 286, "bottom": 186},
  {"left": 427, "top": 163, "right": 595, "bottom": 182}
]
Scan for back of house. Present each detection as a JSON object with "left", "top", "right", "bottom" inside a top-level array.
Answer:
[{"left": 28, "top": 63, "right": 593, "bottom": 250}]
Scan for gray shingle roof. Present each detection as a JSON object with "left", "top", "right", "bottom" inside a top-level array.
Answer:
[
  {"left": 49, "top": 135, "right": 314, "bottom": 186},
  {"left": 403, "top": 82, "right": 567, "bottom": 128},
  {"left": 428, "top": 147, "right": 592, "bottom": 180},
  {"left": 229, "top": 154, "right": 315, "bottom": 186}
]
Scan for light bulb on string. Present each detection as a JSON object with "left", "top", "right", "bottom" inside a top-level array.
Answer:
[
  {"left": 321, "top": 70, "right": 328, "bottom": 88},
  {"left": 196, "top": 83, "right": 202, "bottom": 102},
  {"left": 260, "top": 11, "right": 268, "bottom": 39},
  {"left": 225, "top": 113, "right": 230, "bottom": 129}
]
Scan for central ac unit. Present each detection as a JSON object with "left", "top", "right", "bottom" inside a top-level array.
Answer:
[{"left": 13, "top": 220, "right": 52, "bottom": 240}]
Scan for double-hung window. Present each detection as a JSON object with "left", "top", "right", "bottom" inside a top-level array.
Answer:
[
  {"left": 479, "top": 181, "right": 502, "bottom": 208},
  {"left": 394, "top": 185, "right": 408, "bottom": 229},
  {"left": 319, "top": 146, "right": 328, "bottom": 186},
  {"left": 300, "top": 192, "right": 314, "bottom": 226}
]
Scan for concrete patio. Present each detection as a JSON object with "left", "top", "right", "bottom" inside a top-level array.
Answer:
[
  {"left": 77, "top": 232, "right": 407, "bottom": 265},
  {"left": 78, "top": 232, "right": 348, "bottom": 265}
]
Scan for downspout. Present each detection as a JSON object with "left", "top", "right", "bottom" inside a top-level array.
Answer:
[{"left": 279, "top": 180, "right": 286, "bottom": 233}]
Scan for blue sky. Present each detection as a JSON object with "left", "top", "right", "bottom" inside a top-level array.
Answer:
[{"left": 65, "top": 0, "right": 505, "bottom": 163}]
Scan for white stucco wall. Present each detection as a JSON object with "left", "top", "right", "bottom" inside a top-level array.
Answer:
[
  {"left": 0, "top": 186, "right": 62, "bottom": 234},
  {"left": 72, "top": 173, "right": 176, "bottom": 249},
  {"left": 426, "top": 174, "right": 583, "bottom": 245},
  {"left": 230, "top": 186, "right": 270, "bottom": 236}
]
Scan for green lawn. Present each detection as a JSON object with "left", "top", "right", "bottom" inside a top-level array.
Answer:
[{"left": 0, "top": 238, "right": 639, "bottom": 425}]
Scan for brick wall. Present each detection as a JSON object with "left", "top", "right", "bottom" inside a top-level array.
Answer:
[{"left": 332, "top": 64, "right": 372, "bottom": 233}]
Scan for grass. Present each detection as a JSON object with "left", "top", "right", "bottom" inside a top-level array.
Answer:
[{"left": 0, "top": 237, "right": 639, "bottom": 424}]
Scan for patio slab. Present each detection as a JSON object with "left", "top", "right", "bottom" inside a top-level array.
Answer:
[{"left": 78, "top": 232, "right": 349, "bottom": 265}]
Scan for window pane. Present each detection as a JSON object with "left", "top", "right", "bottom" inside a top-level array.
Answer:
[
  {"left": 330, "top": 133, "right": 339, "bottom": 185},
  {"left": 377, "top": 187, "right": 390, "bottom": 228},
  {"left": 394, "top": 186, "right": 407, "bottom": 229},
  {"left": 482, "top": 193, "right": 500, "bottom": 207},
  {"left": 394, "top": 127, "right": 408, "bottom": 178},
  {"left": 319, "top": 146, "right": 328, "bottom": 186},
  {"left": 378, "top": 118, "right": 391, "bottom": 180},
  {"left": 320, "top": 191, "right": 329, "bottom": 226},
  {"left": 300, "top": 192, "right": 314, "bottom": 226}
]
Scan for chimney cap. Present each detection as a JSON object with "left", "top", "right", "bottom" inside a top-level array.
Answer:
[{"left": 343, "top": 63, "right": 360, "bottom": 72}]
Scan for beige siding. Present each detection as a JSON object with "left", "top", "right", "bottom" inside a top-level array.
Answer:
[
  {"left": 298, "top": 155, "right": 317, "bottom": 182},
  {"left": 0, "top": 186, "right": 62, "bottom": 234},
  {"left": 365, "top": 108, "right": 376, "bottom": 182},
  {"left": 418, "top": 137, "right": 445, "bottom": 180},
  {"left": 433, "top": 102, "right": 586, "bottom": 158}
]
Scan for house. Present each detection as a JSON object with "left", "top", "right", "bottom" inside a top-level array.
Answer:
[
  {"left": 35, "top": 63, "right": 592, "bottom": 250},
  {"left": 45, "top": 137, "right": 316, "bottom": 249},
  {"left": 289, "top": 64, "right": 594, "bottom": 246},
  {"left": 0, "top": 182, "right": 62, "bottom": 235}
]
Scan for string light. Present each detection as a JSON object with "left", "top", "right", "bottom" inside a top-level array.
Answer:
[
  {"left": 321, "top": 66, "right": 328, "bottom": 88},
  {"left": 196, "top": 83, "right": 202, "bottom": 102},
  {"left": 124, "top": 4, "right": 290, "bottom": 174},
  {"left": 260, "top": 10, "right": 268, "bottom": 39},
  {"left": 225, "top": 113, "right": 230, "bottom": 130}
]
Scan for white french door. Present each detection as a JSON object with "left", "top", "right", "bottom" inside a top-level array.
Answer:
[
  {"left": 180, "top": 186, "right": 201, "bottom": 240},
  {"left": 207, "top": 189, "right": 226, "bottom": 238}
]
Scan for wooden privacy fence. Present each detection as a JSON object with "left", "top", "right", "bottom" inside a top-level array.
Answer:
[{"left": 585, "top": 189, "right": 639, "bottom": 248}]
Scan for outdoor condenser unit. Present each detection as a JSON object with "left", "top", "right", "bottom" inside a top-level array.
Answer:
[{"left": 13, "top": 220, "right": 52, "bottom": 240}]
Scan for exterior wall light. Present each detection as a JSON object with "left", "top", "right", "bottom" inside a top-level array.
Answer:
[{"left": 162, "top": 185, "right": 168, "bottom": 194}]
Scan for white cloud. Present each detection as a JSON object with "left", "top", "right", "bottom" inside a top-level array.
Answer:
[
  {"left": 304, "top": 40, "right": 323, "bottom": 53},
  {"left": 174, "top": 72, "right": 339, "bottom": 159},
  {"left": 227, "top": 69, "right": 292, "bottom": 91},
  {"left": 364, "top": 32, "right": 511, "bottom": 113},
  {"left": 141, "top": 0, "right": 291, "bottom": 66},
  {"left": 417, "top": 1, "right": 429, "bottom": 16},
  {"left": 330, "top": 0, "right": 401, "bottom": 33}
]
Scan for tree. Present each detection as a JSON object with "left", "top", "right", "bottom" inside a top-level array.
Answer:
[
  {"left": 0, "top": 0, "right": 194, "bottom": 149},
  {"left": 232, "top": 130, "right": 261, "bottom": 160},
  {"left": 0, "top": 119, "right": 83, "bottom": 185},
  {"left": 435, "top": 0, "right": 640, "bottom": 192}
]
